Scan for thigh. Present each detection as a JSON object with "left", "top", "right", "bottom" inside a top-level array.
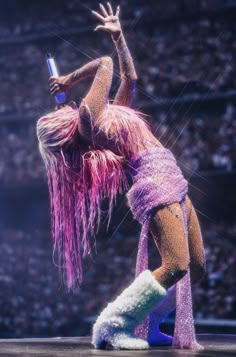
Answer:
[{"left": 150, "top": 202, "right": 190, "bottom": 288}]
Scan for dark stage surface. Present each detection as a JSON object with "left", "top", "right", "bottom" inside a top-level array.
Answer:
[{"left": 0, "top": 334, "right": 235, "bottom": 356}]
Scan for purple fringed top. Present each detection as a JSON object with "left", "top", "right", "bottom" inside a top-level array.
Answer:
[{"left": 127, "top": 147, "right": 188, "bottom": 224}]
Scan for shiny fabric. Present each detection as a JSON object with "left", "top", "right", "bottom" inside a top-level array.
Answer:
[{"left": 127, "top": 147, "right": 203, "bottom": 350}]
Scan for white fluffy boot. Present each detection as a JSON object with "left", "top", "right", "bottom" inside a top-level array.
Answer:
[{"left": 92, "top": 270, "right": 167, "bottom": 350}]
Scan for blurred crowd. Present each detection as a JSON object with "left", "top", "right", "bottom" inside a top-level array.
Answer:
[
  {"left": 152, "top": 103, "right": 236, "bottom": 172},
  {"left": 1, "top": 8, "right": 236, "bottom": 115},
  {"left": 0, "top": 221, "right": 235, "bottom": 337},
  {"left": 137, "top": 18, "right": 236, "bottom": 99},
  {"left": 0, "top": 225, "right": 138, "bottom": 337},
  {"left": 194, "top": 222, "right": 236, "bottom": 319},
  {"left": 0, "top": 0, "right": 232, "bottom": 40},
  {"left": 0, "top": 125, "right": 44, "bottom": 185}
]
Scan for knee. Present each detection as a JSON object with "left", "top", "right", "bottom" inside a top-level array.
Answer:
[
  {"left": 174, "top": 262, "right": 189, "bottom": 280},
  {"left": 168, "top": 261, "right": 189, "bottom": 285}
]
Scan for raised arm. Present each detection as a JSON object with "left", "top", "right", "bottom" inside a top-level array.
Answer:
[
  {"left": 93, "top": 3, "right": 137, "bottom": 107},
  {"left": 49, "top": 56, "right": 113, "bottom": 141},
  {"left": 112, "top": 32, "right": 137, "bottom": 106}
]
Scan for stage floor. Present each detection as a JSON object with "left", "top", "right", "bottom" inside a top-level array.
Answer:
[{"left": 0, "top": 334, "right": 235, "bottom": 356}]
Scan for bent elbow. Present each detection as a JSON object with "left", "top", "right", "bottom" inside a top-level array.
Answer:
[
  {"left": 100, "top": 56, "right": 113, "bottom": 67},
  {"left": 124, "top": 75, "right": 138, "bottom": 85}
]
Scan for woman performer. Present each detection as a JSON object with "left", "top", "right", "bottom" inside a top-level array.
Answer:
[{"left": 37, "top": 3, "right": 206, "bottom": 351}]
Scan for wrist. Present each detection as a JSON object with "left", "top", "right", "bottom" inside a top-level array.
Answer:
[{"left": 112, "top": 30, "right": 122, "bottom": 43}]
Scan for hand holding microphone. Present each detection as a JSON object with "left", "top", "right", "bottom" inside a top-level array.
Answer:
[{"left": 47, "top": 53, "right": 68, "bottom": 105}]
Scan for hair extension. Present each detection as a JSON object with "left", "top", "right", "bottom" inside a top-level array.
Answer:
[
  {"left": 97, "top": 103, "right": 156, "bottom": 159},
  {"left": 37, "top": 104, "right": 141, "bottom": 288}
]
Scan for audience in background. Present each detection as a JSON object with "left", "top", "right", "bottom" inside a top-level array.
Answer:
[
  {"left": 0, "top": 222, "right": 235, "bottom": 337},
  {"left": 0, "top": 0, "right": 235, "bottom": 338},
  {"left": 1, "top": 12, "right": 236, "bottom": 114}
]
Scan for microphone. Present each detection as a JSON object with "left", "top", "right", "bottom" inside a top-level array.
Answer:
[{"left": 47, "top": 53, "right": 67, "bottom": 105}]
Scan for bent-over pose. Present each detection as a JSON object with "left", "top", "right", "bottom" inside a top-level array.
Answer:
[{"left": 37, "top": 3, "right": 206, "bottom": 351}]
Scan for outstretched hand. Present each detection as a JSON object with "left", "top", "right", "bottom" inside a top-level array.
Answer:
[{"left": 92, "top": 3, "right": 121, "bottom": 40}]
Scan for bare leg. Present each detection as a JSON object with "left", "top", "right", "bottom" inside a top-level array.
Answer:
[
  {"left": 145, "top": 203, "right": 189, "bottom": 345},
  {"left": 150, "top": 196, "right": 205, "bottom": 286},
  {"left": 186, "top": 196, "right": 206, "bottom": 284},
  {"left": 150, "top": 202, "right": 190, "bottom": 289},
  {"left": 148, "top": 196, "right": 206, "bottom": 345}
]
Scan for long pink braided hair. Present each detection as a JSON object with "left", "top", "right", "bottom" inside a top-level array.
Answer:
[{"left": 37, "top": 102, "right": 154, "bottom": 288}]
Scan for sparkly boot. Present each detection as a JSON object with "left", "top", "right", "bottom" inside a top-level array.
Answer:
[{"left": 92, "top": 270, "right": 167, "bottom": 350}]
